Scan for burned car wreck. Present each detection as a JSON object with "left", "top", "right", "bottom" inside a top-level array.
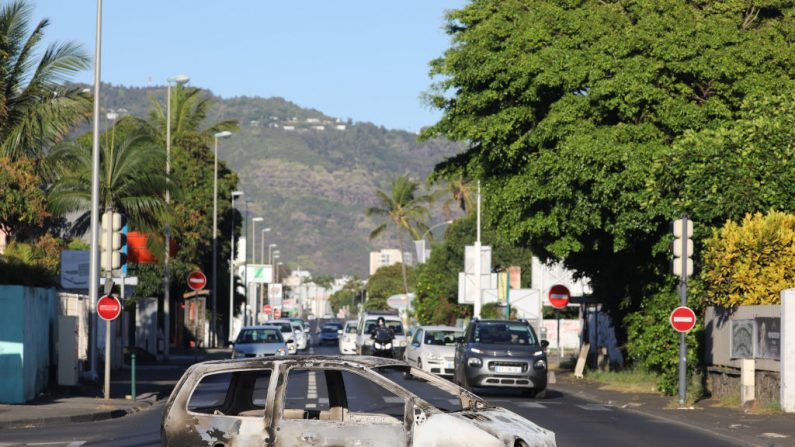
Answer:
[{"left": 161, "top": 355, "right": 556, "bottom": 447}]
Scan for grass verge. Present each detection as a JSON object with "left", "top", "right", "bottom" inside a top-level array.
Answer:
[{"left": 585, "top": 368, "right": 659, "bottom": 394}]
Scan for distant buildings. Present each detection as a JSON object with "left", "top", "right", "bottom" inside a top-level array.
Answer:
[
  {"left": 369, "top": 248, "right": 414, "bottom": 275},
  {"left": 246, "top": 115, "right": 349, "bottom": 132}
]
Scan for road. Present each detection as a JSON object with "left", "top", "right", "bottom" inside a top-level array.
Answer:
[{"left": 0, "top": 340, "right": 743, "bottom": 446}]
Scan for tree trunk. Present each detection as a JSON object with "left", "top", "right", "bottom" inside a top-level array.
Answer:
[{"left": 396, "top": 227, "right": 410, "bottom": 296}]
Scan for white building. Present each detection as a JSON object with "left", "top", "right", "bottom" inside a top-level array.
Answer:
[{"left": 369, "top": 249, "right": 413, "bottom": 275}]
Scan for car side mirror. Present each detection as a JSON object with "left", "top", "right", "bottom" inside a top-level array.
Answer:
[{"left": 540, "top": 340, "right": 550, "bottom": 349}]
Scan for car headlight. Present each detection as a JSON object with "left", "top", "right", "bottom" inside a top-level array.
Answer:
[
  {"left": 399, "top": 339, "right": 407, "bottom": 347},
  {"left": 467, "top": 357, "right": 482, "bottom": 367},
  {"left": 534, "top": 350, "right": 544, "bottom": 356},
  {"left": 470, "top": 347, "right": 483, "bottom": 354},
  {"left": 426, "top": 351, "right": 443, "bottom": 361},
  {"left": 534, "top": 359, "right": 547, "bottom": 370}
]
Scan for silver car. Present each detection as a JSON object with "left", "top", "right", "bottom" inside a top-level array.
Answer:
[
  {"left": 231, "top": 326, "right": 287, "bottom": 358},
  {"left": 404, "top": 325, "right": 463, "bottom": 378}
]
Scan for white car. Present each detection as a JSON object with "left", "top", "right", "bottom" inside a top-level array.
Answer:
[
  {"left": 268, "top": 320, "right": 298, "bottom": 354},
  {"left": 289, "top": 321, "right": 308, "bottom": 351},
  {"left": 161, "top": 356, "right": 556, "bottom": 446},
  {"left": 338, "top": 319, "right": 358, "bottom": 355},
  {"left": 404, "top": 325, "right": 463, "bottom": 378}
]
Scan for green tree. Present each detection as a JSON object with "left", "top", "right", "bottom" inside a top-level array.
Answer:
[
  {"left": 47, "top": 128, "right": 170, "bottom": 235},
  {"left": 368, "top": 175, "right": 430, "bottom": 296},
  {"left": 0, "top": 0, "right": 91, "bottom": 163},
  {"left": 0, "top": 157, "right": 48, "bottom": 238},
  {"left": 366, "top": 263, "right": 414, "bottom": 311},
  {"left": 423, "top": 0, "right": 795, "bottom": 338}
]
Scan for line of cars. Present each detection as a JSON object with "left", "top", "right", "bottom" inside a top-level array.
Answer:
[
  {"left": 335, "top": 311, "right": 550, "bottom": 398},
  {"left": 230, "top": 317, "right": 313, "bottom": 359}
]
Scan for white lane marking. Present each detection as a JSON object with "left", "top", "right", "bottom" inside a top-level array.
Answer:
[
  {"left": 17, "top": 443, "right": 86, "bottom": 447},
  {"left": 448, "top": 398, "right": 461, "bottom": 406},
  {"left": 383, "top": 396, "right": 404, "bottom": 404},
  {"left": 515, "top": 402, "right": 546, "bottom": 408},
  {"left": 577, "top": 404, "right": 613, "bottom": 411},
  {"left": 759, "top": 433, "right": 789, "bottom": 439},
  {"left": 319, "top": 398, "right": 329, "bottom": 404}
]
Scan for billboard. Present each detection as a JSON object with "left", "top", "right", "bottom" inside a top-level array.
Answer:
[
  {"left": 246, "top": 264, "right": 273, "bottom": 284},
  {"left": 61, "top": 250, "right": 90, "bottom": 289}
]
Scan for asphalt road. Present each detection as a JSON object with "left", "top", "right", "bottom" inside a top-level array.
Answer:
[{"left": 0, "top": 339, "right": 744, "bottom": 447}]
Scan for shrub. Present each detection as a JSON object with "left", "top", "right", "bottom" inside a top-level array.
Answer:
[{"left": 702, "top": 211, "right": 795, "bottom": 307}]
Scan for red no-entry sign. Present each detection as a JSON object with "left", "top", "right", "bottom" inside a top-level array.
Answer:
[
  {"left": 670, "top": 306, "right": 697, "bottom": 332},
  {"left": 264, "top": 305, "right": 272, "bottom": 315},
  {"left": 187, "top": 271, "right": 207, "bottom": 290},
  {"left": 548, "top": 284, "right": 571, "bottom": 309},
  {"left": 97, "top": 295, "right": 121, "bottom": 321}
]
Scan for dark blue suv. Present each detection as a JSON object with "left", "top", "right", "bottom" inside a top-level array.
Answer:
[{"left": 454, "top": 319, "right": 549, "bottom": 398}]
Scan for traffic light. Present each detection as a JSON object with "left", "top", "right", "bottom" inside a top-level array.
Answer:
[
  {"left": 672, "top": 217, "right": 693, "bottom": 278},
  {"left": 100, "top": 211, "right": 127, "bottom": 272}
]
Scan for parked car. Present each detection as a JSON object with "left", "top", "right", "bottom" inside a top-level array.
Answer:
[
  {"left": 230, "top": 326, "right": 287, "bottom": 359},
  {"left": 318, "top": 322, "right": 342, "bottom": 345},
  {"left": 404, "top": 325, "right": 464, "bottom": 378},
  {"left": 454, "top": 319, "right": 549, "bottom": 398},
  {"left": 355, "top": 310, "right": 408, "bottom": 358},
  {"left": 267, "top": 320, "right": 298, "bottom": 354},
  {"left": 338, "top": 319, "right": 358, "bottom": 355},
  {"left": 161, "top": 356, "right": 556, "bottom": 446},
  {"left": 287, "top": 320, "right": 308, "bottom": 351}
]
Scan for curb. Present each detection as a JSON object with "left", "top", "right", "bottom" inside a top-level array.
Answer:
[{"left": 0, "top": 395, "right": 157, "bottom": 431}]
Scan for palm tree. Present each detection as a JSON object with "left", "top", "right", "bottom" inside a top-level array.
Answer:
[
  {"left": 441, "top": 175, "right": 475, "bottom": 218},
  {"left": 367, "top": 175, "right": 430, "bottom": 296},
  {"left": 0, "top": 0, "right": 91, "bottom": 163},
  {"left": 47, "top": 129, "right": 171, "bottom": 236}
]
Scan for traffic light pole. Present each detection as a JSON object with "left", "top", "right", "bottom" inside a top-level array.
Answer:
[{"left": 678, "top": 214, "right": 689, "bottom": 406}]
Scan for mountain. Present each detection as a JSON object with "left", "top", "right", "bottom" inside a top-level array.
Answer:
[{"left": 92, "top": 84, "right": 463, "bottom": 277}]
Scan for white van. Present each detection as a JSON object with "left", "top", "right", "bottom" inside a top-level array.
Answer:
[{"left": 355, "top": 310, "right": 408, "bottom": 358}]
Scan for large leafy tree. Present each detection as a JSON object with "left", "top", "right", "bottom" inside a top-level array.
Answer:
[
  {"left": 0, "top": 0, "right": 91, "bottom": 163},
  {"left": 423, "top": 0, "right": 795, "bottom": 325},
  {"left": 366, "top": 263, "right": 415, "bottom": 311},
  {"left": 368, "top": 175, "right": 430, "bottom": 296}
]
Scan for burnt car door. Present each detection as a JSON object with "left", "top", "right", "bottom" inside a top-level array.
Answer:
[
  {"left": 274, "top": 366, "right": 410, "bottom": 446},
  {"left": 163, "top": 367, "right": 275, "bottom": 446}
]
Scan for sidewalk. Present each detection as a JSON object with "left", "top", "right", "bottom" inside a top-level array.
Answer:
[
  {"left": 551, "top": 369, "right": 795, "bottom": 447},
  {"left": 0, "top": 347, "right": 230, "bottom": 430}
]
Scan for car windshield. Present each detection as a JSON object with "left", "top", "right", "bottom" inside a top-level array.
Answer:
[
  {"left": 365, "top": 319, "right": 403, "bottom": 334},
  {"left": 473, "top": 322, "right": 537, "bottom": 345},
  {"left": 345, "top": 324, "right": 358, "bottom": 334},
  {"left": 272, "top": 322, "right": 292, "bottom": 333},
  {"left": 321, "top": 324, "right": 338, "bottom": 332},
  {"left": 236, "top": 328, "right": 283, "bottom": 344},
  {"left": 424, "top": 330, "right": 464, "bottom": 346}
]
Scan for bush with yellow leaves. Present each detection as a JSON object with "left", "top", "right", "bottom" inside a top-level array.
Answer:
[{"left": 702, "top": 211, "right": 795, "bottom": 307}]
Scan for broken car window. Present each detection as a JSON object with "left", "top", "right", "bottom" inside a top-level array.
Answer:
[{"left": 187, "top": 369, "right": 272, "bottom": 417}]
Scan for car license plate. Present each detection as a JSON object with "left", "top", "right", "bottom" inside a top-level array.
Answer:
[
  {"left": 446, "top": 361, "right": 454, "bottom": 369},
  {"left": 495, "top": 366, "right": 521, "bottom": 373}
]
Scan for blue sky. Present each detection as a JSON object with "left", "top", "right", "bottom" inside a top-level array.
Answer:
[{"left": 32, "top": 0, "right": 466, "bottom": 132}]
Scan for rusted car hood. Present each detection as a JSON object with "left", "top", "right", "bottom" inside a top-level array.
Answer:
[{"left": 452, "top": 406, "right": 556, "bottom": 447}]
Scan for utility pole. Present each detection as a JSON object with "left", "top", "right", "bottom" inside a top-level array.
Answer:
[{"left": 474, "top": 181, "right": 482, "bottom": 318}]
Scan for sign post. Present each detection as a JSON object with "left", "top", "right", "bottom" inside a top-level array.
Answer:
[
  {"left": 97, "top": 295, "right": 121, "bottom": 399},
  {"left": 672, "top": 215, "right": 694, "bottom": 406},
  {"left": 549, "top": 284, "right": 570, "bottom": 361}
]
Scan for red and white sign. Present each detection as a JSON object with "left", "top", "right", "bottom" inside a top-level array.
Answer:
[
  {"left": 263, "top": 304, "right": 273, "bottom": 315},
  {"left": 273, "top": 307, "right": 282, "bottom": 319},
  {"left": 187, "top": 271, "right": 207, "bottom": 291},
  {"left": 97, "top": 295, "right": 121, "bottom": 321},
  {"left": 670, "top": 306, "right": 697, "bottom": 332},
  {"left": 548, "top": 284, "right": 570, "bottom": 309}
]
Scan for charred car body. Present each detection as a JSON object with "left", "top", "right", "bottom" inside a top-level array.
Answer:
[{"left": 161, "top": 356, "right": 556, "bottom": 446}]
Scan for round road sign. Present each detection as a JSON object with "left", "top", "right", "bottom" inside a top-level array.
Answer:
[
  {"left": 97, "top": 295, "right": 121, "bottom": 321},
  {"left": 670, "top": 306, "right": 697, "bottom": 332},
  {"left": 264, "top": 305, "right": 273, "bottom": 315},
  {"left": 273, "top": 308, "right": 282, "bottom": 319},
  {"left": 187, "top": 271, "right": 207, "bottom": 290},
  {"left": 548, "top": 284, "right": 571, "bottom": 309}
]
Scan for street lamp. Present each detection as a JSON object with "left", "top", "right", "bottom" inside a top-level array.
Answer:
[
  {"left": 276, "top": 261, "right": 283, "bottom": 283},
  {"left": 259, "top": 228, "right": 272, "bottom": 263},
  {"left": 228, "top": 191, "right": 243, "bottom": 343},
  {"left": 415, "top": 220, "right": 454, "bottom": 263},
  {"left": 212, "top": 130, "right": 232, "bottom": 347},
  {"left": 164, "top": 73, "right": 189, "bottom": 359},
  {"left": 88, "top": 0, "right": 103, "bottom": 385},
  {"left": 251, "top": 217, "right": 264, "bottom": 324}
]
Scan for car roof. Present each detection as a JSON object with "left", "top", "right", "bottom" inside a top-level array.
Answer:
[
  {"left": 345, "top": 320, "right": 357, "bottom": 324},
  {"left": 475, "top": 319, "right": 529, "bottom": 324},
  {"left": 418, "top": 325, "right": 463, "bottom": 332},
  {"left": 240, "top": 325, "right": 280, "bottom": 330},
  {"left": 195, "top": 355, "right": 404, "bottom": 371}
]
